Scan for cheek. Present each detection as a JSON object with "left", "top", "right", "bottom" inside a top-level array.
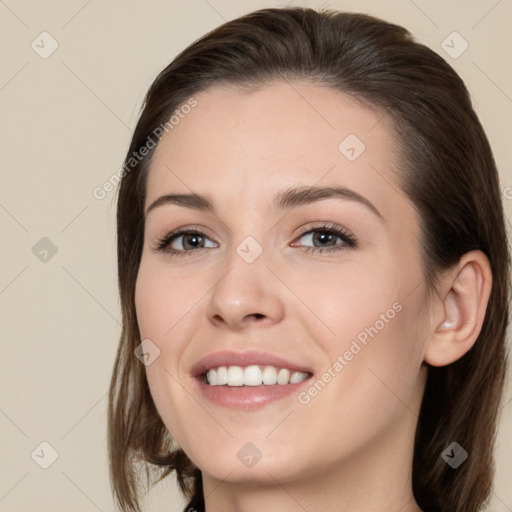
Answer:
[
  {"left": 307, "top": 245, "right": 425, "bottom": 358},
  {"left": 135, "top": 262, "right": 201, "bottom": 449},
  {"left": 299, "top": 260, "right": 425, "bottom": 411},
  {"left": 134, "top": 260, "right": 197, "bottom": 406},
  {"left": 135, "top": 258, "right": 200, "bottom": 341},
  {"left": 302, "top": 309, "right": 424, "bottom": 459},
  {"left": 296, "top": 258, "right": 401, "bottom": 344}
]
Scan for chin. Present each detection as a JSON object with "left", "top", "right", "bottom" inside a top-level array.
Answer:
[{"left": 184, "top": 437, "right": 301, "bottom": 483}]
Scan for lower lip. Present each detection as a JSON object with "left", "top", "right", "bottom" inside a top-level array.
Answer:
[{"left": 196, "top": 376, "right": 312, "bottom": 410}]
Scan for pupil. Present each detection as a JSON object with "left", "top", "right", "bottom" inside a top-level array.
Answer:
[
  {"left": 314, "top": 231, "right": 336, "bottom": 247},
  {"left": 184, "top": 234, "right": 203, "bottom": 249}
]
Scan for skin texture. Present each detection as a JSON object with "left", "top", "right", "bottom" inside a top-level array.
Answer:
[{"left": 134, "top": 82, "right": 492, "bottom": 512}]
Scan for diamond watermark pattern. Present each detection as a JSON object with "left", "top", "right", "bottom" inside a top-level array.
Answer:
[
  {"left": 134, "top": 338, "right": 161, "bottom": 366},
  {"left": 31, "top": 31, "right": 59, "bottom": 59},
  {"left": 441, "top": 442, "right": 468, "bottom": 469},
  {"left": 338, "top": 134, "right": 366, "bottom": 161},
  {"left": 237, "top": 442, "right": 263, "bottom": 468},
  {"left": 441, "top": 32, "right": 468, "bottom": 59},
  {"left": 236, "top": 236, "right": 263, "bottom": 264},
  {"left": 31, "top": 441, "right": 59, "bottom": 469},
  {"left": 32, "top": 237, "right": 58, "bottom": 263}
]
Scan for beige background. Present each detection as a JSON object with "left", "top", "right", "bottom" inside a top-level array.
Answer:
[{"left": 0, "top": 0, "right": 511, "bottom": 511}]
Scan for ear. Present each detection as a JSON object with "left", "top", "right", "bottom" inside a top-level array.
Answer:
[{"left": 423, "top": 250, "right": 493, "bottom": 367}]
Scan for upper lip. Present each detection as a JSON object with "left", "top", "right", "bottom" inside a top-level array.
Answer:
[{"left": 191, "top": 350, "right": 313, "bottom": 377}]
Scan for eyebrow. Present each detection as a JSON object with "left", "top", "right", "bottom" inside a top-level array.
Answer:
[{"left": 145, "top": 185, "right": 384, "bottom": 221}]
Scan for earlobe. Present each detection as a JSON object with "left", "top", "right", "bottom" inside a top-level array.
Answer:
[{"left": 423, "top": 250, "right": 492, "bottom": 368}]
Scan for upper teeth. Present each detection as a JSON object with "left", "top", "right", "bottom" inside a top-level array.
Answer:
[{"left": 206, "top": 365, "right": 309, "bottom": 386}]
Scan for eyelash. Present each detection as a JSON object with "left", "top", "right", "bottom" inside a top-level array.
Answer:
[{"left": 154, "top": 222, "right": 358, "bottom": 257}]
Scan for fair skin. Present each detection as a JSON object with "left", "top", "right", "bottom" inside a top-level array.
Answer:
[{"left": 135, "top": 81, "right": 492, "bottom": 512}]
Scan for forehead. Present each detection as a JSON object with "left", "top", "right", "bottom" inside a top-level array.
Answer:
[{"left": 145, "top": 81, "right": 410, "bottom": 222}]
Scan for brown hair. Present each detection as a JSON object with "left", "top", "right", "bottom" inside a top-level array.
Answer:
[{"left": 108, "top": 7, "right": 510, "bottom": 512}]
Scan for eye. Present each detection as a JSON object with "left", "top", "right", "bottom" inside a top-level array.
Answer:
[
  {"left": 154, "top": 227, "right": 218, "bottom": 255},
  {"left": 291, "top": 222, "right": 357, "bottom": 254},
  {"left": 153, "top": 222, "right": 357, "bottom": 257}
]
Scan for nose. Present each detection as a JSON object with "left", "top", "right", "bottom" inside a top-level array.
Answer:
[{"left": 204, "top": 245, "right": 285, "bottom": 331}]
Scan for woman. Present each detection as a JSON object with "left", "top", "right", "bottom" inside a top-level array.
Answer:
[{"left": 107, "top": 7, "right": 510, "bottom": 512}]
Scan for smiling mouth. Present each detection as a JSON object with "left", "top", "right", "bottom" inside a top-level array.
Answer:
[{"left": 202, "top": 364, "right": 313, "bottom": 387}]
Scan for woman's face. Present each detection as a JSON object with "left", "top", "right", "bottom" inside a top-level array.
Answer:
[{"left": 135, "top": 82, "right": 431, "bottom": 487}]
